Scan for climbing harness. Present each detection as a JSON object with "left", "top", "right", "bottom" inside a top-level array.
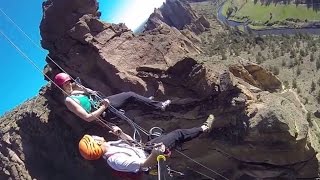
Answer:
[{"left": 0, "top": 9, "right": 231, "bottom": 180}]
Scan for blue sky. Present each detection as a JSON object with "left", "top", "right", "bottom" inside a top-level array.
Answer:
[{"left": 0, "top": 0, "right": 165, "bottom": 116}]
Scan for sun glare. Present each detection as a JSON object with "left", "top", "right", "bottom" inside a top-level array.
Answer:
[{"left": 114, "top": 0, "right": 165, "bottom": 31}]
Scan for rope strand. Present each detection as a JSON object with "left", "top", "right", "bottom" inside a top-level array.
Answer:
[
  {"left": 176, "top": 149, "right": 229, "bottom": 180},
  {"left": 0, "top": 8, "right": 73, "bottom": 82}
]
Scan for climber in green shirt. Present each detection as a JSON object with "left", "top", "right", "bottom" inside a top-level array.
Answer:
[{"left": 54, "top": 73, "right": 171, "bottom": 122}]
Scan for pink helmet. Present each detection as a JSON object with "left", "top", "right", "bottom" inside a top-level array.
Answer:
[{"left": 54, "top": 73, "right": 72, "bottom": 86}]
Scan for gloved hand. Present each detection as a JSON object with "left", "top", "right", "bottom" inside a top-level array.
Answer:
[
  {"left": 100, "top": 99, "right": 110, "bottom": 109},
  {"left": 109, "top": 126, "right": 123, "bottom": 136},
  {"left": 151, "top": 143, "right": 166, "bottom": 155}
]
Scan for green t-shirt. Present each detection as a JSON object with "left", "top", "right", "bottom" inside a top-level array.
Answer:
[{"left": 69, "top": 94, "right": 92, "bottom": 112}]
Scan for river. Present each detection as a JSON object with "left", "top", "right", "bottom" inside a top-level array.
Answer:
[{"left": 216, "top": 2, "right": 320, "bottom": 35}]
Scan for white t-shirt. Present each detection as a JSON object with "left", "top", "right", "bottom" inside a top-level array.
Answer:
[{"left": 102, "top": 140, "right": 148, "bottom": 173}]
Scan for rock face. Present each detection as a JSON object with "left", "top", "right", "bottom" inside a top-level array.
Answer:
[
  {"left": 145, "top": 0, "right": 210, "bottom": 35},
  {"left": 0, "top": 0, "right": 319, "bottom": 180},
  {"left": 229, "top": 61, "right": 283, "bottom": 92}
]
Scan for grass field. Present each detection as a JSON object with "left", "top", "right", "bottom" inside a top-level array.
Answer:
[{"left": 222, "top": 0, "right": 320, "bottom": 28}]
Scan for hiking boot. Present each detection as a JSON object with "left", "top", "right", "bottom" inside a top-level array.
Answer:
[
  {"left": 160, "top": 100, "right": 171, "bottom": 111},
  {"left": 203, "top": 114, "right": 215, "bottom": 132}
]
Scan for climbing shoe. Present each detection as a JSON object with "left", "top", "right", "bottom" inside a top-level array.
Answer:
[
  {"left": 203, "top": 114, "right": 215, "bottom": 132},
  {"left": 160, "top": 100, "right": 171, "bottom": 111}
]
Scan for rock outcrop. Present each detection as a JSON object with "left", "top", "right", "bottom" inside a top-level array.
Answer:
[{"left": 0, "top": 0, "right": 319, "bottom": 180}]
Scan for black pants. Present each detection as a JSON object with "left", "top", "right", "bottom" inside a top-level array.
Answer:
[
  {"left": 146, "top": 127, "right": 203, "bottom": 150},
  {"left": 106, "top": 91, "right": 162, "bottom": 109}
]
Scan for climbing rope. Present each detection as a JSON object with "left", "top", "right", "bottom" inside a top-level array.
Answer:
[
  {"left": 0, "top": 8, "right": 76, "bottom": 83},
  {"left": 175, "top": 149, "right": 229, "bottom": 180},
  {"left": 187, "top": 167, "right": 216, "bottom": 180},
  {"left": 157, "top": 155, "right": 169, "bottom": 180},
  {"left": 0, "top": 11, "right": 231, "bottom": 180}
]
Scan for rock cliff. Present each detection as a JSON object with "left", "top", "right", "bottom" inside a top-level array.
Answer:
[{"left": 0, "top": 0, "right": 319, "bottom": 180}]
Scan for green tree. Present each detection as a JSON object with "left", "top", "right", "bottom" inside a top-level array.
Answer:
[
  {"left": 294, "top": 58, "right": 299, "bottom": 66},
  {"left": 317, "top": 58, "right": 320, "bottom": 70},
  {"left": 311, "top": 81, "right": 316, "bottom": 92},
  {"left": 300, "top": 49, "right": 306, "bottom": 57},
  {"left": 282, "top": 59, "right": 286, "bottom": 67},
  {"left": 310, "top": 53, "right": 315, "bottom": 62},
  {"left": 296, "top": 66, "right": 301, "bottom": 76},
  {"left": 290, "top": 50, "right": 296, "bottom": 58},
  {"left": 317, "top": 90, "right": 320, "bottom": 103},
  {"left": 307, "top": 111, "right": 311, "bottom": 122},
  {"left": 304, "top": 97, "right": 309, "bottom": 105},
  {"left": 226, "top": 7, "right": 233, "bottom": 18},
  {"left": 234, "top": 49, "right": 240, "bottom": 56},
  {"left": 299, "top": 55, "right": 303, "bottom": 64},
  {"left": 221, "top": 52, "right": 227, "bottom": 60},
  {"left": 292, "top": 79, "right": 297, "bottom": 89},
  {"left": 271, "top": 66, "right": 279, "bottom": 75},
  {"left": 283, "top": 81, "right": 289, "bottom": 89},
  {"left": 256, "top": 55, "right": 262, "bottom": 64}
]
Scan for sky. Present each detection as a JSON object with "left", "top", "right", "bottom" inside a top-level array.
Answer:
[{"left": 0, "top": 0, "right": 165, "bottom": 116}]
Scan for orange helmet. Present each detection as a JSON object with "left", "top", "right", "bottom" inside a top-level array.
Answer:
[{"left": 79, "top": 135, "right": 104, "bottom": 160}]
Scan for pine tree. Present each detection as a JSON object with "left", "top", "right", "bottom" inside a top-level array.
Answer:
[
  {"left": 317, "top": 58, "right": 320, "bottom": 70},
  {"left": 317, "top": 90, "right": 320, "bottom": 103},
  {"left": 296, "top": 66, "right": 301, "bottom": 76},
  {"left": 311, "top": 81, "right": 316, "bottom": 92},
  {"left": 292, "top": 79, "right": 297, "bottom": 89},
  {"left": 310, "top": 53, "right": 315, "bottom": 62}
]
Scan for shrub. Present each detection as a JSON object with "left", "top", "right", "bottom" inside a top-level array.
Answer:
[
  {"left": 316, "top": 90, "right": 320, "bottom": 103},
  {"left": 311, "top": 81, "right": 316, "bottom": 92},
  {"left": 290, "top": 50, "right": 296, "bottom": 58},
  {"left": 294, "top": 58, "right": 299, "bottom": 66},
  {"left": 288, "top": 60, "right": 294, "bottom": 68},
  {"left": 300, "top": 49, "right": 306, "bottom": 57},
  {"left": 292, "top": 79, "right": 297, "bottom": 88},
  {"left": 317, "top": 90, "right": 320, "bottom": 103},
  {"left": 234, "top": 49, "right": 240, "bottom": 56},
  {"left": 271, "top": 66, "right": 280, "bottom": 75},
  {"left": 310, "top": 53, "right": 315, "bottom": 62},
  {"left": 283, "top": 81, "right": 289, "bottom": 89},
  {"left": 304, "top": 97, "right": 309, "bottom": 105},
  {"left": 256, "top": 55, "right": 263, "bottom": 64},
  {"left": 282, "top": 59, "right": 286, "bottom": 66},
  {"left": 307, "top": 111, "right": 311, "bottom": 122},
  {"left": 317, "top": 58, "right": 320, "bottom": 70},
  {"left": 221, "top": 52, "right": 227, "bottom": 60},
  {"left": 299, "top": 55, "right": 303, "bottom": 63},
  {"left": 296, "top": 66, "right": 301, "bottom": 76},
  {"left": 226, "top": 7, "right": 233, "bottom": 18}
]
